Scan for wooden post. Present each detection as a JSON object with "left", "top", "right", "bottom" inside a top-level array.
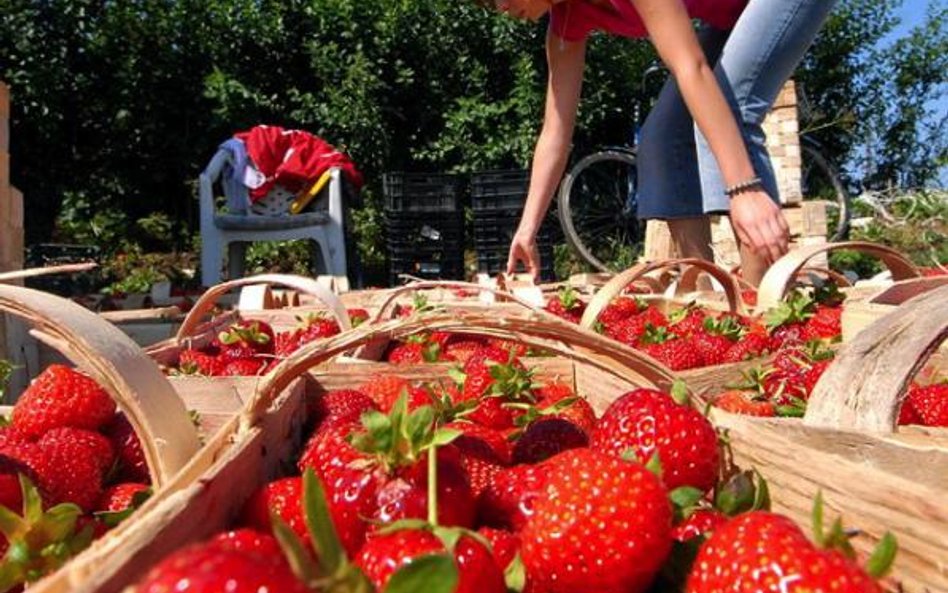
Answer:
[
  {"left": 643, "top": 80, "right": 823, "bottom": 265},
  {"left": 0, "top": 82, "right": 31, "bottom": 398}
]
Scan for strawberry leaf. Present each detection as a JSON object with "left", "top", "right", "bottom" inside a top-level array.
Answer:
[
  {"left": 272, "top": 514, "right": 321, "bottom": 585},
  {"left": 670, "top": 381, "right": 691, "bottom": 407},
  {"left": 865, "top": 532, "right": 898, "bottom": 579},
  {"left": 430, "top": 428, "right": 461, "bottom": 447},
  {"left": 812, "top": 490, "right": 826, "bottom": 546},
  {"left": 302, "top": 469, "right": 345, "bottom": 575},
  {"left": 715, "top": 471, "right": 757, "bottom": 516},
  {"left": 94, "top": 488, "right": 153, "bottom": 528},
  {"left": 752, "top": 470, "right": 771, "bottom": 511},
  {"left": 645, "top": 453, "right": 664, "bottom": 478},
  {"left": 385, "top": 554, "right": 458, "bottom": 593},
  {"left": 669, "top": 487, "right": 705, "bottom": 513},
  {"left": 504, "top": 553, "right": 526, "bottom": 592}
]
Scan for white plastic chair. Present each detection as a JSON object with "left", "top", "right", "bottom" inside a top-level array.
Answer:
[{"left": 198, "top": 147, "right": 348, "bottom": 287}]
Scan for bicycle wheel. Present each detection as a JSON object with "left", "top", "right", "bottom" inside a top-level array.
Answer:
[
  {"left": 801, "top": 142, "right": 850, "bottom": 241},
  {"left": 558, "top": 150, "right": 644, "bottom": 273}
]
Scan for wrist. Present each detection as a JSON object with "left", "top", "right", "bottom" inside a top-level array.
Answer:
[{"left": 724, "top": 176, "right": 763, "bottom": 199}]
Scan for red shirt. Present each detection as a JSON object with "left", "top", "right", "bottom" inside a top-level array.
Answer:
[{"left": 550, "top": 0, "right": 747, "bottom": 41}]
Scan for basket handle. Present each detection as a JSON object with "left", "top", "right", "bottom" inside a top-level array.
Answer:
[
  {"left": 756, "top": 241, "right": 919, "bottom": 311},
  {"left": 0, "top": 285, "right": 201, "bottom": 486},
  {"left": 368, "top": 280, "right": 546, "bottom": 324},
  {"left": 175, "top": 274, "right": 351, "bottom": 342},
  {"left": 580, "top": 258, "right": 746, "bottom": 329},
  {"left": 804, "top": 282, "right": 948, "bottom": 433},
  {"left": 243, "top": 311, "right": 682, "bottom": 431}
]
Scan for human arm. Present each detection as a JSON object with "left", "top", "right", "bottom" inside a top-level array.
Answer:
[
  {"left": 631, "top": 0, "right": 789, "bottom": 262},
  {"left": 508, "top": 29, "right": 587, "bottom": 277}
]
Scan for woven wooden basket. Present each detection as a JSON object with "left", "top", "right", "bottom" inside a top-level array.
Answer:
[
  {"left": 710, "top": 282, "right": 948, "bottom": 593},
  {"left": 0, "top": 284, "right": 204, "bottom": 590},
  {"left": 55, "top": 310, "right": 679, "bottom": 593},
  {"left": 145, "top": 274, "right": 352, "bottom": 436}
]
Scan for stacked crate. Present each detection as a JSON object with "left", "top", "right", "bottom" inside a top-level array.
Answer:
[
  {"left": 383, "top": 172, "right": 465, "bottom": 285},
  {"left": 471, "top": 169, "right": 556, "bottom": 281}
]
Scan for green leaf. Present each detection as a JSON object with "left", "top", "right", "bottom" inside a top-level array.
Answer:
[
  {"left": 302, "top": 469, "right": 345, "bottom": 575},
  {"left": 504, "top": 553, "right": 526, "bottom": 592},
  {"left": 0, "top": 505, "right": 25, "bottom": 540},
  {"left": 447, "top": 368, "right": 467, "bottom": 387},
  {"left": 670, "top": 380, "right": 691, "bottom": 406},
  {"left": 752, "top": 470, "right": 771, "bottom": 512},
  {"left": 812, "top": 490, "right": 825, "bottom": 546},
  {"left": 645, "top": 452, "right": 663, "bottom": 478},
  {"left": 669, "top": 487, "right": 704, "bottom": 512},
  {"left": 21, "top": 475, "right": 42, "bottom": 525},
  {"left": 95, "top": 488, "right": 152, "bottom": 528},
  {"left": 385, "top": 554, "right": 458, "bottom": 593},
  {"left": 271, "top": 514, "right": 320, "bottom": 585},
  {"left": 714, "top": 471, "right": 756, "bottom": 516},
  {"left": 865, "top": 532, "right": 898, "bottom": 579},
  {"left": 376, "top": 519, "right": 431, "bottom": 536},
  {"left": 430, "top": 428, "right": 461, "bottom": 447}
]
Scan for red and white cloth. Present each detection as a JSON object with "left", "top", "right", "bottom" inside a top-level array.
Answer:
[{"left": 234, "top": 125, "right": 364, "bottom": 203}]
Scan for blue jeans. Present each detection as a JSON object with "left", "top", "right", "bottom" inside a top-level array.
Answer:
[{"left": 636, "top": 0, "right": 839, "bottom": 219}]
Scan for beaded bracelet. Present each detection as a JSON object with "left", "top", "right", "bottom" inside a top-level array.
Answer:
[{"left": 724, "top": 176, "right": 763, "bottom": 198}]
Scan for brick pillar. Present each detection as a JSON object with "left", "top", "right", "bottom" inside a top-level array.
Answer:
[
  {"left": 0, "top": 82, "right": 30, "bottom": 397},
  {"left": 762, "top": 80, "right": 802, "bottom": 205}
]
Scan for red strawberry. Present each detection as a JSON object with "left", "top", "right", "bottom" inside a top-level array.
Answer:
[
  {"left": 741, "top": 289, "right": 758, "bottom": 306},
  {"left": 444, "top": 339, "right": 488, "bottom": 365},
  {"left": 216, "top": 320, "right": 275, "bottom": 359},
  {"left": 477, "top": 462, "right": 551, "bottom": 531},
  {"left": 38, "top": 427, "right": 115, "bottom": 473},
  {"left": 639, "top": 325, "right": 703, "bottom": 371},
  {"left": 521, "top": 449, "right": 672, "bottom": 593},
  {"left": 592, "top": 388, "right": 720, "bottom": 492},
  {"left": 177, "top": 349, "right": 225, "bottom": 376},
  {"left": 713, "top": 389, "right": 776, "bottom": 417},
  {"left": 211, "top": 529, "right": 283, "bottom": 557},
  {"left": 357, "top": 530, "right": 505, "bottom": 593},
  {"left": 599, "top": 296, "right": 643, "bottom": 329},
  {"left": 347, "top": 308, "right": 370, "bottom": 327},
  {"left": 387, "top": 334, "right": 441, "bottom": 364},
  {"left": 534, "top": 383, "right": 597, "bottom": 434},
  {"left": 103, "top": 414, "right": 150, "bottom": 484},
  {"left": 222, "top": 357, "right": 268, "bottom": 376},
  {"left": 314, "top": 389, "right": 378, "bottom": 427},
  {"left": 686, "top": 511, "right": 883, "bottom": 593},
  {"left": 478, "top": 527, "right": 520, "bottom": 570},
  {"left": 461, "top": 455, "right": 504, "bottom": 498},
  {"left": 511, "top": 417, "right": 588, "bottom": 465},
  {"left": 11, "top": 437, "right": 103, "bottom": 511},
  {"left": 544, "top": 287, "right": 586, "bottom": 324},
  {"left": 467, "top": 397, "right": 515, "bottom": 430},
  {"left": 135, "top": 538, "right": 306, "bottom": 593},
  {"left": 693, "top": 315, "right": 744, "bottom": 366},
  {"left": 360, "top": 375, "right": 415, "bottom": 412},
  {"left": 669, "top": 306, "right": 707, "bottom": 338},
  {"left": 13, "top": 365, "right": 117, "bottom": 438},
  {"left": 0, "top": 454, "right": 39, "bottom": 510},
  {"left": 672, "top": 509, "right": 728, "bottom": 542},
  {"left": 296, "top": 313, "right": 341, "bottom": 343},
  {"left": 906, "top": 382, "right": 948, "bottom": 427},
  {"left": 808, "top": 304, "right": 842, "bottom": 340},
  {"left": 96, "top": 482, "right": 150, "bottom": 513},
  {"left": 241, "top": 477, "right": 309, "bottom": 546},
  {"left": 448, "top": 422, "right": 512, "bottom": 465},
  {"left": 722, "top": 331, "right": 771, "bottom": 363},
  {"left": 486, "top": 338, "right": 528, "bottom": 359}
]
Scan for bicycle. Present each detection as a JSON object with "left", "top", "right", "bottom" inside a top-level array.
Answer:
[{"left": 558, "top": 74, "right": 851, "bottom": 273}]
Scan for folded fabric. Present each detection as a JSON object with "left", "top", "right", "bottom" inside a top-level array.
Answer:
[{"left": 234, "top": 125, "right": 364, "bottom": 203}]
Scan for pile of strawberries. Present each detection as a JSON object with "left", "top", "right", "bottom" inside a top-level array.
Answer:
[
  {"left": 900, "top": 379, "right": 948, "bottom": 427},
  {"left": 173, "top": 309, "right": 369, "bottom": 377},
  {"left": 133, "top": 345, "right": 893, "bottom": 593},
  {"left": 0, "top": 365, "right": 150, "bottom": 586},
  {"left": 542, "top": 286, "right": 843, "bottom": 372}
]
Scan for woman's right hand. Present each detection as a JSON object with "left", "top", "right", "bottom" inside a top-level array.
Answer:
[
  {"left": 507, "top": 228, "right": 542, "bottom": 280},
  {"left": 729, "top": 190, "right": 790, "bottom": 263}
]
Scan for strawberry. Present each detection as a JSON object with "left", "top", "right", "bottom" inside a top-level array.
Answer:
[
  {"left": 764, "top": 290, "right": 818, "bottom": 350},
  {"left": 0, "top": 454, "right": 39, "bottom": 510},
  {"left": 686, "top": 511, "right": 886, "bottom": 593},
  {"left": 211, "top": 529, "right": 283, "bottom": 557},
  {"left": 10, "top": 436, "right": 103, "bottom": 511},
  {"left": 12, "top": 365, "right": 116, "bottom": 439},
  {"left": 592, "top": 388, "right": 720, "bottom": 492},
  {"left": 599, "top": 296, "right": 644, "bottom": 330},
  {"left": 693, "top": 315, "right": 744, "bottom": 366},
  {"left": 713, "top": 389, "right": 776, "bottom": 417},
  {"left": 521, "top": 449, "right": 672, "bottom": 593},
  {"left": 639, "top": 324, "right": 703, "bottom": 371},
  {"left": 906, "top": 382, "right": 948, "bottom": 427},
  {"left": 357, "top": 529, "right": 505, "bottom": 593},
  {"left": 360, "top": 374, "right": 421, "bottom": 412},
  {"left": 135, "top": 538, "right": 306, "bottom": 593},
  {"left": 38, "top": 427, "right": 115, "bottom": 473},
  {"left": 668, "top": 306, "right": 707, "bottom": 338},
  {"left": 96, "top": 482, "right": 150, "bottom": 513},
  {"left": 461, "top": 455, "right": 504, "bottom": 498},
  {"left": 177, "top": 349, "right": 225, "bottom": 376},
  {"left": 672, "top": 508, "right": 728, "bottom": 542},
  {"left": 544, "top": 287, "right": 586, "bottom": 324},
  {"left": 103, "top": 414, "right": 149, "bottom": 484},
  {"left": 477, "top": 462, "right": 551, "bottom": 531},
  {"left": 478, "top": 527, "right": 520, "bottom": 570},
  {"left": 387, "top": 334, "right": 441, "bottom": 364},
  {"left": 486, "top": 338, "right": 529, "bottom": 359},
  {"left": 216, "top": 320, "right": 275, "bottom": 359},
  {"left": 448, "top": 422, "right": 512, "bottom": 465},
  {"left": 241, "top": 477, "right": 310, "bottom": 547},
  {"left": 534, "top": 382, "right": 597, "bottom": 434},
  {"left": 808, "top": 304, "right": 843, "bottom": 340},
  {"left": 511, "top": 417, "right": 588, "bottom": 464},
  {"left": 722, "top": 331, "right": 770, "bottom": 363},
  {"left": 347, "top": 308, "right": 370, "bottom": 327},
  {"left": 444, "top": 339, "right": 489, "bottom": 365},
  {"left": 313, "top": 389, "right": 378, "bottom": 427},
  {"left": 467, "top": 397, "right": 516, "bottom": 430},
  {"left": 222, "top": 357, "right": 268, "bottom": 376},
  {"left": 741, "top": 288, "right": 758, "bottom": 306}
]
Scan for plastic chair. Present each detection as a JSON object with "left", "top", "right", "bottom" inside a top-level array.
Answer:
[{"left": 198, "top": 147, "right": 348, "bottom": 287}]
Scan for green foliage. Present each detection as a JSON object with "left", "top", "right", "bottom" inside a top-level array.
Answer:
[
  {"left": 99, "top": 248, "right": 197, "bottom": 295},
  {"left": 244, "top": 241, "right": 314, "bottom": 277}
]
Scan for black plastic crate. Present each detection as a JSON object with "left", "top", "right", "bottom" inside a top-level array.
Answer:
[
  {"left": 383, "top": 172, "right": 464, "bottom": 213},
  {"left": 470, "top": 169, "right": 530, "bottom": 211},
  {"left": 389, "top": 257, "right": 464, "bottom": 285},
  {"left": 475, "top": 250, "right": 555, "bottom": 282}
]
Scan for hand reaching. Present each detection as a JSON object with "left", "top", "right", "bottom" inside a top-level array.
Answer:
[
  {"left": 729, "top": 191, "right": 790, "bottom": 263},
  {"left": 506, "top": 230, "right": 542, "bottom": 281}
]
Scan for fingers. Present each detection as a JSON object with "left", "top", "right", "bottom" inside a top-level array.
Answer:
[
  {"left": 767, "top": 215, "right": 789, "bottom": 256},
  {"left": 506, "top": 246, "right": 521, "bottom": 275}
]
